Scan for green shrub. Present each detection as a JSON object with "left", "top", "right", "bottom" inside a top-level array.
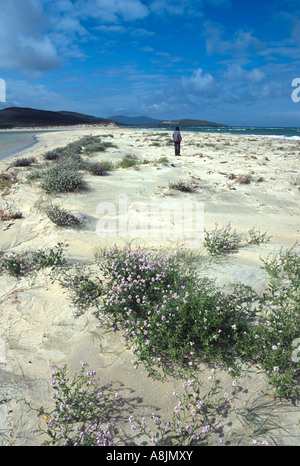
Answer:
[
  {"left": 204, "top": 222, "right": 245, "bottom": 255},
  {"left": 40, "top": 162, "right": 86, "bottom": 194},
  {"left": 117, "top": 154, "right": 139, "bottom": 168},
  {"left": 26, "top": 362, "right": 117, "bottom": 446},
  {"left": 0, "top": 251, "right": 28, "bottom": 277},
  {"left": 0, "top": 243, "right": 67, "bottom": 276},
  {"left": 44, "top": 203, "right": 85, "bottom": 228},
  {"left": 94, "top": 246, "right": 254, "bottom": 377},
  {"left": 11, "top": 157, "right": 36, "bottom": 167},
  {"left": 169, "top": 180, "right": 194, "bottom": 192}
]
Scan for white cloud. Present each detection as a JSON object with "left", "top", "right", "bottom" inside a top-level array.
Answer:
[
  {"left": 0, "top": 0, "right": 60, "bottom": 75},
  {"left": 182, "top": 68, "right": 216, "bottom": 96},
  {"left": 224, "top": 64, "right": 266, "bottom": 83},
  {"left": 4, "top": 78, "right": 64, "bottom": 109},
  {"left": 74, "top": 0, "right": 149, "bottom": 23},
  {"left": 204, "top": 22, "right": 265, "bottom": 57}
]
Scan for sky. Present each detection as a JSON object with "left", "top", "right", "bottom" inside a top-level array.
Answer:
[{"left": 0, "top": 0, "right": 300, "bottom": 126}]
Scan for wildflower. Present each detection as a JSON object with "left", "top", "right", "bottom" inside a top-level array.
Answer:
[{"left": 150, "top": 437, "right": 158, "bottom": 444}]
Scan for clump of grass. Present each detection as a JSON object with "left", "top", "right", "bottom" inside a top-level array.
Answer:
[
  {"left": 169, "top": 179, "right": 194, "bottom": 192},
  {"left": 117, "top": 154, "right": 139, "bottom": 168},
  {"left": 44, "top": 203, "right": 85, "bottom": 228},
  {"left": 157, "top": 156, "right": 169, "bottom": 164}
]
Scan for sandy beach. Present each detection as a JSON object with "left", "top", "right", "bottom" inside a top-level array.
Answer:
[{"left": 0, "top": 124, "right": 299, "bottom": 446}]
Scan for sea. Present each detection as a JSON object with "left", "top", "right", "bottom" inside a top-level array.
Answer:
[
  {"left": 0, "top": 126, "right": 300, "bottom": 162},
  {"left": 136, "top": 125, "right": 300, "bottom": 139},
  {"left": 0, "top": 130, "right": 42, "bottom": 162}
]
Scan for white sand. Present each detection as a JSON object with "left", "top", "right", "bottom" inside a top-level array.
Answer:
[{"left": 0, "top": 125, "right": 299, "bottom": 446}]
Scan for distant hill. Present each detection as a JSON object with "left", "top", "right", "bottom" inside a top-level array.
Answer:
[
  {"left": 147, "top": 118, "right": 228, "bottom": 128},
  {"left": 108, "top": 115, "right": 228, "bottom": 128},
  {"left": 0, "top": 107, "right": 228, "bottom": 129},
  {"left": 108, "top": 115, "right": 162, "bottom": 125},
  {"left": 0, "top": 107, "right": 113, "bottom": 128}
]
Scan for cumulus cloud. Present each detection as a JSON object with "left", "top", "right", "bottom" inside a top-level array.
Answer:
[
  {"left": 182, "top": 68, "right": 216, "bottom": 96},
  {"left": 204, "top": 21, "right": 265, "bottom": 57},
  {"left": 224, "top": 64, "right": 266, "bottom": 83},
  {"left": 0, "top": 0, "right": 151, "bottom": 75},
  {"left": 0, "top": 0, "right": 60, "bottom": 75}
]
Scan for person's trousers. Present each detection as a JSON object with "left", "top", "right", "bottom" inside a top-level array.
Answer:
[{"left": 174, "top": 141, "right": 180, "bottom": 155}]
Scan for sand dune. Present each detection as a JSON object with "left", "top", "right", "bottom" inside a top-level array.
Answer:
[{"left": 0, "top": 126, "right": 299, "bottom": 446}]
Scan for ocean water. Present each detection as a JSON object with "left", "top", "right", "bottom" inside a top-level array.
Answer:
[
  {"left": 137, "top": 125, "right": 300, "bottom": 140},
  {"left": 0, "top": 130, "right": 40, "bottom": 162}
]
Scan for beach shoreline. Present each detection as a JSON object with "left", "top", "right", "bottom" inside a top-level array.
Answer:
[{"left": 0, "top": 125, "right": 299, "bottom": 446}]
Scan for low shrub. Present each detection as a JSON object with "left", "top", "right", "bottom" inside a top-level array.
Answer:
[
  {"left": 0, "top": 242, "right": 67, "bottom": 277},
  {"left": 247, "top": 227, "right": 272, "bottom": 245},
  {"left": 26, "top": 361, "right": 118, "bottom": 446},
  {"left": 0, "top": 172, "right": 15, "bottom": 192},
  {"left": 0, "top": 251, "right": 28, "bottom": 277},
  {"left": 117, "top": 154, "right": 139, "bottom": 168},
  {"left": 40, "top": 163, "right": 86, "bottom": 194},
  {"left": 26, "top": 362, "right": 231, "bottom": 446},
  {"left": 44, "top": 203, "right": 85, "bottom": 228},
  {"left": 11, "top": 157, "right": 36, "bottom": 167},
  {"left": 86, "top": 162, "right": 107, "bottom": 176},
  {"left": 26, "top": 242, "right": 67, "bottom": 270},
  {"left": 56, "top": 263, "right": 103, "bottom": 316},
  {"left": 204, "top": 222, "right": 245, "bottom": 255},
  {"left": 93, "top": 246, "right": 255, "bottom": 377},
  {"left": 169, "top": 179, "right": 194, "bottom": 192}
]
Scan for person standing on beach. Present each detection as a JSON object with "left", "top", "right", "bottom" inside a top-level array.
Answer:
[{"left": 172, "top": 126, "right": 182, "bottom": 156}]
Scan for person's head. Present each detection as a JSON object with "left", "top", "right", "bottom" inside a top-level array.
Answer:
[{"left": 175, "top": 126, "right": 180, "bottom": 131}]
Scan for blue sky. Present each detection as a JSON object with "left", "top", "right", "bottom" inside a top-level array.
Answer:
[{"left": 0, "top": 0, "right": 300, "bottom": 126}]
